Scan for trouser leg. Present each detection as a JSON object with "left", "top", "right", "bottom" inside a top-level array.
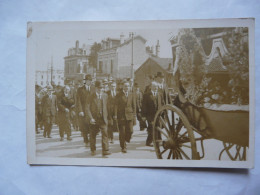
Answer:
[
  {"left": 146, "top": 121, "right": 153, "bottom": 145},
  {"left": 118, "top": 121, "right": 126, "bottom": 149},
  {"left": 108, "top": 125, "right": 113, "bottom": 140},
  {"left": 100, "top": 124, "right": 109, "bottom": 152},
  {"left": 125, "top": 120, "right": 133, "bottom": 143},
  {"left": 90, "top": 125, "right": 98, "bottom": 152}
]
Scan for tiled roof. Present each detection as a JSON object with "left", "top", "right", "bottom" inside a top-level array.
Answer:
[{"left": 150, "top": 57, "right": 173, "bottom": 71}]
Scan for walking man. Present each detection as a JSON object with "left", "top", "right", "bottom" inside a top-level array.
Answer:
[
  {"left": 107, "top": 80, "right": 118, "bottom": 143},
  {"left": 42, "top": 85, "right": 57, "bottom": 138},
  {"left": 114, "top": 81, "right": 136, "bottom": 153},
  {"left": 77, "top": 74, "right": 95, "bottom": 147},
  {"left": 142, "top": 81, "right": 165, "bottom": 146},
  {"left": 86, "top": 81, "right": 111, "bottom": 156}
]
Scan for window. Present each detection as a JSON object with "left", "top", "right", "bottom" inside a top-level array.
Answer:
[
  {"left": 41, "top": 75, "right": 43, "bottom": 79},
  {"left": 41, "top": 81, "right": 43, "bottom": 85},
  {"left": 58, "top": 75, "right": 60, "bottom": 79},
  {"left": 46, "top": 81, "right": 49, "bottom": 84},
  {"left": 58, "top": 81, "right": 60, "bottom": 85},
  {"left": 84, "top": 50, "right": 86, "bottom": 55},
  {"left": 53, "top": 76, "right": 55, "bottom": 79}
]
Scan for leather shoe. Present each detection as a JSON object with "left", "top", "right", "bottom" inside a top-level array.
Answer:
[
  {"left": 102, "top": 151, "right": 111, "bottom": 156},
  {"left": 60, "top": 137, "right": 64, "bottom": 141},
  {"left": 146, "top": 143, "right": 153, "bottom": 147},
  {"left": 91, "top": 151, "right": 96, "bottom": 156},
  {"left": 67, "top": 137, "right": 72, "bottom": 141},
  {"left": 121, "top": 148, "right": 127, "bottom": 153}
]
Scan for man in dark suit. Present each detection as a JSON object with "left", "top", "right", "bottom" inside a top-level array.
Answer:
[
  {"left": 41, "top": 86, "right": 58, "bottom": 138},
  {"left": 86, "top": 81, "right": 111, "bottom": 156},
  {"left": 155, "top": 72, "right": 171, "bottom": 105},
  {"left": 114, "top": 81, "right": 136, "bottom": 153},
  {"left": 107, "top": 80, "right": 118, "bottom": 143},
  {"left": 77, "top": 74, "right": 95, "bottom": 147},
  {"left": 135, "top": 83, "right": 147, "bottom": 131},
  {"left": 142, "top": 81, "right": 165, "bottom": 146}
]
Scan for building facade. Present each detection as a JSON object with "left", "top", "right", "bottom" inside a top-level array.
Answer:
[
  {"left": 35, "top": 69, "right": 64, "bottom": 87},
  {"left": 64, "top": 40, "right": 93, "bottom": 84},
  {"left": 97, "top": 34, "right": 160, "bottom": 79}
]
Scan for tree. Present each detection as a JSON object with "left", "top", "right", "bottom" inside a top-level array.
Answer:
[{"left": 89, "top": 42, "right": 102, "bottom": 68}]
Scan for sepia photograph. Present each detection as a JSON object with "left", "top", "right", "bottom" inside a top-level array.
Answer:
[{"left": 27, "top": 19, "right": 255, "bottom": 168}]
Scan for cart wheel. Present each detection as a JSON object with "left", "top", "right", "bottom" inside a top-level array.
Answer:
[
  {"left": 153, "top": 105, "right": 199, "bottom": 160},
  {"left": 219, "top": 142, "right": 247, "bottom": 161}
]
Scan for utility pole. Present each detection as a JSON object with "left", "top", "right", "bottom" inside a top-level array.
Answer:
[
  {"left": 130, "top": 32, "right": 134, "bottom": 79},
  {"left": 50, "top": 55, "right": 53, "bottom": 86}
]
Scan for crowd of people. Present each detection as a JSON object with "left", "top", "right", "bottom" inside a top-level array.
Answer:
[{"left": 35, "top": 72, "right": 171, "bottom": 157}]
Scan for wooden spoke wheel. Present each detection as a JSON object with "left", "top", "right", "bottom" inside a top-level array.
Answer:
[
  {"left": 153, "top": 105, "right": 199, "bottom": 160},
  {"left": 219, "top": 142, "right": 247, "bottom": 161}
]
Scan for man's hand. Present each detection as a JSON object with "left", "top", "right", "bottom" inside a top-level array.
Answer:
[
  {"left": 79, "top": 112, "right": 84, "bottom": 117},
  {"left": 65, "top": 108, "right": 69, "bottom": 113},
  {"left": 113, "top": 116, "right": 117, "bottom": 120},
  {"left": 142, "top": 117, "right": 146, "bottom": 122},
  {"left": 90, "top": 118, "right": 96, "bottom": 125}
]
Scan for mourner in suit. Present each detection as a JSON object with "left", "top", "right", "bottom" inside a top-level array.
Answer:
[
  {"left": 57, "top": 86, "right": 75, "bottom": 141},
  {"left": 41, "top": 86, "right": 58, "bottom": 138},
  {"left": 135, "top": 83, "right": 147, "bottom": 131},
  {"left": 107, "top": 81, "right": 119, "bottom": 143},
  {"left": 144, "top": 75, "right": 155, "bottom": 94},
  {"left": 142, "top": 81, "right": 165, "bottom": 146},
  {"left": 155, "top": 72, "right": 171, "bottom": 105},
  {"left": 86, "top": 81, "right": 111, "bottom": 156},
  {"left": 114, "top": 81, "right": 136, "bottom": 153},
  {"left": 77, "top": 74, "right": 95, "bottom": 146}
]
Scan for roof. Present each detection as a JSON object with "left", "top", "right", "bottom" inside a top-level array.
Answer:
[
  {"left": 150, "top": 57, "right": 173, "bottom": 71},
  {"left": 99, "top": 35, "right": 147, "bottom": 52},
  {"left": 135, "top": 57, "right": 173, "bottom": 74}
]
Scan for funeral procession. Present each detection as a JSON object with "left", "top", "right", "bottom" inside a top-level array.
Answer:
[{"left": 35, "top": 27, "right": 249, "bottom": 161}]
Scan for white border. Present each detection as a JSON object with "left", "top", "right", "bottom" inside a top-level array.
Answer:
[{"left": 27, "top": 18, "right": 255, "bottom": 168}]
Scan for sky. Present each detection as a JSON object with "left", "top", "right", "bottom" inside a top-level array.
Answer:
[{"left": 30, "top": 21, "right": 178, "bottom": 71}]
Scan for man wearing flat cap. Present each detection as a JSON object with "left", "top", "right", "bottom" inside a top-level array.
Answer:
[
  {"left": 77, "top": 74, "right": 95, "bottom": 146},
  {"left": 86, "top": 81, "right": 111, "bottom": 156}
]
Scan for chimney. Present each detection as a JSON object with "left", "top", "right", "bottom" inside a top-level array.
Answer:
[
  {"left": 120, "top": 33, "right": 125, "bottom": 44},
  {"left": 156, "top": 40, "right": 160, "bottom": 57},
  {"left": 76, "top": 40, "right": 79, "bottom": 54}
]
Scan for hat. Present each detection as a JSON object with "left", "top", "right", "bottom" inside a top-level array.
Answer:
[
  {"left": 156, "top": 72, "right": 164, "bottom": 78},
  {"left": 83, "top": 74, "right": 92, "bottom": 81},
  {"left": 103, "top": 78, "right": 108, "bottom": 84},
  {"left": 148, "top": 75, "right": 155, "bottom": 80},
  {"left": 95, "top": 81, "right": 103, "bottom": 88},
  {"left": 46, "top": 85, "right": 54, "bottom": 91}
]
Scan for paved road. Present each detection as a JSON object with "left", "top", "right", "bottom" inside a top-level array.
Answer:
[
  {"left": 36, "top": 124, "right": 157, "bottom": 159},
  {"left": 36, "top": 123, "right": 244, "bottom": 160}
]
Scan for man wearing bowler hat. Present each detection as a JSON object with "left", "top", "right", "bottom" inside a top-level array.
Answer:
[
  {"left": 86, "top": 81, "right": 111, "bottom": 156},
  {"left": 77, "top": 74, "right": 95, "bottom": 147}
]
